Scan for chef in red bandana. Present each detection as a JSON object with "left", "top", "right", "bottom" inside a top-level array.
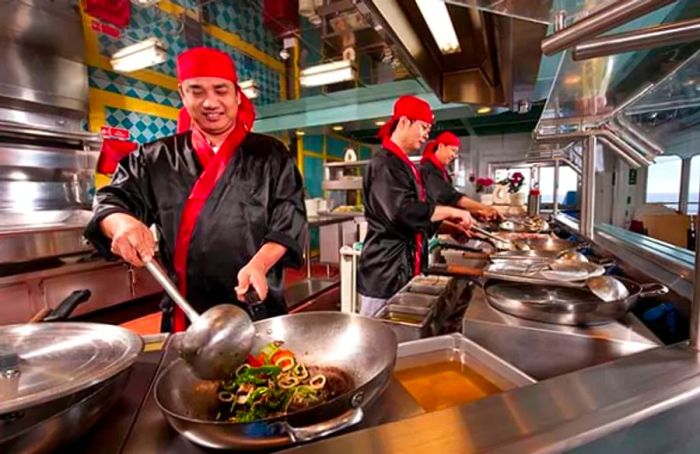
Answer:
[
  {"left": 420, "top": 131, "right": 501, "bottom": 221},
  {"left": 357, "top": 96, "right": 475, "bottom": 316},
  {"left": 85, "top": 47, "right": 307, "bottom": 330}
]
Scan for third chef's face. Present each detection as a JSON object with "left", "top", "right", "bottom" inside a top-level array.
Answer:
[
  {"left": 435, "top": 143, "right": 458, "bottom": 166},
  {"left": 180, "top": 77, "right": 240, "bottom": 135},
  {"left": 395, "top": 117, "right": 432, "bottom": 152}
]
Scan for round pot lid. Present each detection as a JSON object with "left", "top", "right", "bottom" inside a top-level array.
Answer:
[{"left": 0, "top": 322, "right": 142, "bottom": 415}]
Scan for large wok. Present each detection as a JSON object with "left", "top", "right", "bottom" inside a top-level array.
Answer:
[
  {"left": 154, "top": 311, "right": 398, "bottom": 450},
  {"left": 484, "top": 277, "right": 668, "bottom": 326},
  {"left": 1, "top": 291, "right": 143, "bottom": 453}
]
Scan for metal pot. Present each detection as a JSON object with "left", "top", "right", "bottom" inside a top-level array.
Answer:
[
  {"left": 154, "top": 312, "right": 398, "bottom": 450},
  {"left": 484, "top": 277, "right": 669, "bottom": 326}
]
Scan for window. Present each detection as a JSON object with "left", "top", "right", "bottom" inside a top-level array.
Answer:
[
  {"left": 494, "top": 167, "right": 531, "bottom": 192},
  {"left": 539, "top": 166, "right": 579, "bottom": 204},
  {"left": 689, "top": 155, "right": 700, "bottom": 215},
  {"left": 645, "top": 155, "right": 682, "bottom": 210}
]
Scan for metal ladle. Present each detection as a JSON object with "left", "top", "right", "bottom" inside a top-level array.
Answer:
[
  {"left": 145, "top": 260, "right": 255, "bottom": 380},
  {"left": 556, "top": 275, "right": 630, "bottom": 302}
]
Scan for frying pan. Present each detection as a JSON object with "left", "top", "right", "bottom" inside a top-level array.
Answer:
[
  {"left": 483, "top": 277, "right": 669, "bottom": 326},
  {"left": 154, "top": 311, "right": 398, "bottom": 450}
]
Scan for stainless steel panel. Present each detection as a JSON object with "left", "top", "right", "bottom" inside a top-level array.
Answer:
[
  {"left": 0, "top": 0, "right": 87, "bottom": 119},
  {"left": 0, "top": 181, "right": 90, "bottom": 211},
  {"left": 0, "top": 226, "right": 92, "bottom": 263},
  {"left": 42, "top": 265, "right": 134, "bottom": 317},
  {"left": 462, "top": 285, "right": 659, "bottom": 380},
  {"left": 0, "top": 0, "right": 85, "bottom": 62},
  {"left": 280, "top": 344, "right": 700, "bottom": 454},
  {"left": 0, "top": 282, "right": 36, "bottom": 324},
  {"left": 0, "top": 143, "right": 96, "bottom": 171},
  {"left": 0, "top": 40, "right": 87, "bottom": 114}
]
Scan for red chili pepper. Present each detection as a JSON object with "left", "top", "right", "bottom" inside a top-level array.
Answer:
[
  {"left": 246, "top": 354, "right": 263, "bottom": 367},
  {"left": 271, "top": 349, "right": 295, "bottom": 365}
]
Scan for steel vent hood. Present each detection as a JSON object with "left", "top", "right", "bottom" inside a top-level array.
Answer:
[{"left": 362, "top": 0, "right": 551, "bottom": 109}]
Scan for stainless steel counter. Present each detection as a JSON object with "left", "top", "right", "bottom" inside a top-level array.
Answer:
[
  {"left": 462, "top": 285, "right": 660, "bottom": 379},
  {"left": 281, "top": 343, "right": 700, "bottom": 454}
]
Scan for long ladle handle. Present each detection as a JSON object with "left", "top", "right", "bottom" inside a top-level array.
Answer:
[
  {"left": 472, "top": 226, "right": 513, "bottom": 245},
  {"left": 145, "top": 260, "right": 200, "bottom": 322}
]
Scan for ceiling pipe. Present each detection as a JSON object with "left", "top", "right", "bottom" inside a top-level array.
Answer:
[
  {"left": 596, "top": 129, "right": 653, "bottom": 167},
  {"left": 596, "top": 135, "right": 642, "bottom": 169},
  {"left": 615, "top": 115, "right": 665, "bottom": 155},
  {"left": 541, "top": 0, "right": 678, "bottom": 56},
  {"left": 573, "top": 17, "right": 700, "bottom": 61},
  {"left": 603, "top": 123, "right": 657, "bottom": 161}
]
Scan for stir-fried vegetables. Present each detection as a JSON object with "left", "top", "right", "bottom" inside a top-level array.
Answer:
[{"left": 215, "top": 341, "right": 338, "bottom": 423}]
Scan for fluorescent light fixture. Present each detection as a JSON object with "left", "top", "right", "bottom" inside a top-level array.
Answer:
[
  {"left": 300, "top": 60, "right": 357, "bottom": 87},
  {"left": 416, "top": 0, "right": 461, "bottom": 55},
  {"left": 332, "top": 125, "right": 344, "bottom": 131},
  {"left": 477, "top": 106, "right": 492, "bottom": 114},
  {"left": 110, "top": 37, "right": 167, "bottom": 73},
  {"left": 375, "top": 120, "right": 386, "bottom": 126},
  {"left": 239, "top": 79, "right": 259, "bottom": 99}
]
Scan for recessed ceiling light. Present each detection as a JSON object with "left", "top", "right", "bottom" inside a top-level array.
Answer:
[
  {"left": 477, "top": 106, "right": 492, "bottom": 114},
  {"left": 332, "top": 125, "right": 344, "bottom": 131},
  {"left": 375, "top": 120, "right": 386, "bottom": 126},
  {"left": 296, "top": 130, "right": 305, "bottom": 136}
]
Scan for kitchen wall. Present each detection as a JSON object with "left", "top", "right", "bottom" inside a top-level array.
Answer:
[
  {"left": 81, "top": 0, "right": 285, "bottom": 143},
  {"left": 457, "top": 132, "right": 631, "bottom": 227}
]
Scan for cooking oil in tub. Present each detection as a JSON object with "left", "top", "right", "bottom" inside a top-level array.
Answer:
[{"left": 394, "top": 360, "right": 502, "bottom": 413}]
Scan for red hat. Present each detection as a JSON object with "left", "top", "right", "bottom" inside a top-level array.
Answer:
[
  {"left": 378, "top": 95, "right": 434, "bottom": 138},
  {"left": 424, "top": 131, "right": 460, "bottom": 154},
  {"left": 177, "top": 47, "right": 238, "bottom": 83}
]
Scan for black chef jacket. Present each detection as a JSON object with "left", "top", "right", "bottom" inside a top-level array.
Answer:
[
  {"left": 420, "top": 159, "right": 463, "bottom": 207},
  {"left": 84, "top": 131, "right": 307, "bottom": 320},
  {"left": 358, "top": 148, "right": 436, "bottom": 299}
]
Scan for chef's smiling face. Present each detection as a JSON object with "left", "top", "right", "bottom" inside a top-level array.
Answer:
[
  {"left": 179, "top": 77, "right": 240, "bottom": 135},
  {"left": 436, "top": 143, "right": 458, "bottom": 165}
]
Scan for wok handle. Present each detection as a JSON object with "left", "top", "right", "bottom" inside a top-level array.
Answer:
[
  {"left": 145, "top": 260, "right": 200, "bottom": 322},
  {"left": 639, "top": 283, "right": 669, "bottom": 298},
  {"left": 282, "top": 407, "right": 364, "bottom": 442}
]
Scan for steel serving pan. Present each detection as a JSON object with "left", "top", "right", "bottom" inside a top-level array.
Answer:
[
  {"left": 484, "top": 277, "right": 668, "bottom": 326},
  {"left": 154, "top": 311, "right": 398, "bottom": 450}
]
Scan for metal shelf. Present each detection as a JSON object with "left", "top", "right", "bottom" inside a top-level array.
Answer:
[{"left": 323, "top": 179, "right": 363, "bottom": 191}]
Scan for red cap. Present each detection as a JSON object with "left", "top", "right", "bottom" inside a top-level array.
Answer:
[
  {"left": 378, "top": 95, "right": 434, "bottom": 138},
  {"left": 424, "top": 131, "right": 460, "bottom": 154},
  {"left": 177, "top": 47, "right": 238, "bottom": 83}
]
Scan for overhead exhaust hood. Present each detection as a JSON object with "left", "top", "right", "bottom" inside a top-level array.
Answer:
[{"left": 362, "top": 0, "right": 551, "bottom": 109}]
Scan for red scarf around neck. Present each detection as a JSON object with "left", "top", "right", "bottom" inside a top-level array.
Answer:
[
  {"left": 381, "top": 137, "right": 425, "bottom": 276},
  {"left": 171, "top": 92, "right": 255, "bottom": 332}
]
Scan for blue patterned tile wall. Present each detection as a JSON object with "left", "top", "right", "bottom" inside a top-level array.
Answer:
[
  {"left": 204, "top": 1, "right": 280, "bottom": 57},
  {"left": 97, "top": 6, "right": 187, "bottom": 77},
  {"left": 105, "top": 107, "right": 177, "bottom": 144},
  {"left": 89, "top": 67, "right": 182, "bottom": 108},
  {"left": 88, "top": 0, "right": 285, "bottom": 143}
]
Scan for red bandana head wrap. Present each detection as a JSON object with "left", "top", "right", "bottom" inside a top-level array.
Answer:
[
  {"left": 423, "top": 131, "right": 460, "bottom": 155},
  {"left": 177, "top": 47, "right": 238, "bottom": 83},
  {"left": 175, "top": 47, "right": 255, "bottom": 133},
  {"left": 378, "top": 95, "right": 434, "bottom": 139}
]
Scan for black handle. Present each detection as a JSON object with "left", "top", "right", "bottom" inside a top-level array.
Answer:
[
  {"left": 243, "top": 288, "right": 267, "bottom": 320},
  {"left": 43, "top": 289, "right": 92, "bottom": 322}
]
